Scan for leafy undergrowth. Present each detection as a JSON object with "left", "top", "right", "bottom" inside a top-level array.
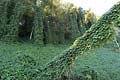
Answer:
[
  {"left": 72, "top": 48, "right": 120, "bottom": 80},
  {"left": 0, "top": 41, "right": 120, "bottom": 80}
]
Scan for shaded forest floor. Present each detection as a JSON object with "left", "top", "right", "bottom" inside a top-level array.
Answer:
[{"left": 0, "top": 42, "right": 120, "bottom": 80}]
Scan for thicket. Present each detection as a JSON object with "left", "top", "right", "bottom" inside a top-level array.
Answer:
[
  {"left": 0, "top": 0, "right": 96, "bottom": 44},
  {"left": 0, "top": 1, "right": 120, "bottom": 80}
]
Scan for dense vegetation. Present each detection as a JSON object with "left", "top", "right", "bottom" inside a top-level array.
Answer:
[
  {"left": 0, "top": 0, "right": 96, "bottom": 44},
  {"left": 0, "top": 42, "right": 120, "bottom": 80},
  {"left": 0, "top": 0, "right": 120, "bottom": 80},
  {"left": 38, "top": 1, "right": 120, "bottom": 79}
]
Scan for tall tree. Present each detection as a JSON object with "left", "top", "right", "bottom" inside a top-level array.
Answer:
[
  {"left": 84, "top": 9, "right": 97, "bottom": 30},
  {"left": 77, "top": 7, "right": 86, "bottom": 35},
  {"left": 0, "top": 0, "right": 44, "bottom": 44}
]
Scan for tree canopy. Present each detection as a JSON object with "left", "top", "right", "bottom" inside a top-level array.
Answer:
[{"left": 0, "top": 0, "right": 96, "bottom": 44}]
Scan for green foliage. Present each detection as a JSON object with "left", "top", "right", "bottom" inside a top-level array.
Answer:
[
  {"left": 0, "top": 1, "right": 120, "bottom": 80},
  {"left": 0, "top": 42, "right": 69, "bottom": 80},
  {"left": 0, "top": 0, "right": 24, "bottom": 42},
  {"left": 0, "top": 0, "right": 43, "bottom": 43},
  {"left": 84, "top": 9, "right": 97, "bottom": 30},
  {"left": 0, "top": 55, "right": 39, "bottom": 80},
  {"left": 34, "top": 6, "right": 44, "bottom": 44},
  {"left": 0, "top": 0, "right": 96, "bottom": 44},
  {"left": 73, "top": 48, "right": 120, "bottom": 80},
  {"left": 38, "top": 2, "right": 120, "bottom": 79},
  {"left": 15, "top": 55, "right": 36, "bottom": 66},
  {"left": 39, "top": 1, "right": 92, "bottom": 44},
  {"left": 0, "top": 42, "right": 120, "bottom": 80}
]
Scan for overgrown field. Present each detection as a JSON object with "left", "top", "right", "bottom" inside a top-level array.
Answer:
[{"left": 0, "top": 42, "right": 120, "bottom": 80}]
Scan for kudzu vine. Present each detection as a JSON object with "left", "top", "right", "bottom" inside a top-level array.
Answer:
[
  {"left": 0, "top": 0, "right": 43, "bottom": 43},
  {"left": 0, "top": 1, "right": 120, "bottom": 80},
  {"left": 38, "top": 2, "right": 120, "bottom": 80}
]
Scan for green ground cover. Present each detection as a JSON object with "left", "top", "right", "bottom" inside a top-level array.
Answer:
[{"left": 0, "top": 42, "right": 120, "bottom": 80}]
